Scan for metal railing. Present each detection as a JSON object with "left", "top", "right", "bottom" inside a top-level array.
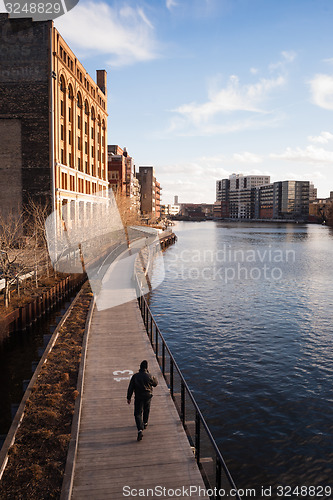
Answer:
[{"left": 137, "top": 291, "right": 242, "bottom": 500}]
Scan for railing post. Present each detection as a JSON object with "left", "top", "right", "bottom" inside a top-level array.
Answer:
[
  {"left": 181, "top": 381, "right": 185, "bottom": 426},
  {"left": 150, "top": 317, "right": 154, "bottom": 344},
  {"left": 216, "top": 456, "right": 222, "bottom": 500},
  {"left": 170, "top": 359, "right": 174, "bottom": 399},
  {"left": 155, "top": 324, "right": 159, "bottom": 359},
  {"left": 150, "top": 315, "right": 153, "bottom": 344},
  {"left": 195, "top": 410, "right": 200, "bottom": 465},
  {"left": 162, "top": 342, "right": 165, "bottom": 376}
]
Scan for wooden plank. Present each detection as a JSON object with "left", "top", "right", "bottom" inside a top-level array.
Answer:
[{"left": 71, "top": 299, "right": 209, "bottom": 500}]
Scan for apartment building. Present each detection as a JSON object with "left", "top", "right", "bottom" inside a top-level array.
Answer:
[
  {"left": 107, "top": 145, "right": 141, "bottom": 214},
  {"left": 136, "top": 166, "right": 162, "bottom": 220},
  {"left": 0, "top": 13, "right": 109, "bottom": 222},
  {"left": 215, "top": 173, "right": 310, "bottom": 221},
  {"left": 227, "top": 174, "right": 270, "bottom": 219}
]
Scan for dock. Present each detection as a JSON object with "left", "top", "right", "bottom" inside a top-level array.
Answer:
[{"left": 67, "top": 297, "right": 209, "bottom": 499}]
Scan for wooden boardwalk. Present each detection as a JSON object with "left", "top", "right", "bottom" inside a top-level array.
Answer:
[{"left": 70, "top": 298, "right": 209, "bottom": 499}]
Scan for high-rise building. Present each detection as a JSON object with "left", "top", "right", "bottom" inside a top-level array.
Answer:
[
  {"left": 0, "top": 13, "right": 109, "bottom": 221},
  {"left": 279, "top": 181, "right": 310, "bottom": 219},
  {"left": 227, "top": 174, "right": 270, "bottom": 219},
  {"left": 309, "top": 183, "right": 318, "bottom": 201}
]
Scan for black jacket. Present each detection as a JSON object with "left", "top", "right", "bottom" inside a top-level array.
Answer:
[{"left": 127, "top": 369, "right": 158, "bottom": 400}]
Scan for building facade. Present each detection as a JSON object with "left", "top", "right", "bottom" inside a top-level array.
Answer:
[
  {"left": 136, "top": 166, "right": 161, "bottom": 220},
  {"left": 227, "top": 174, "right": 270, "bottom": 219},
  {"left": 107, "top": 145, "right": 141, "bottom": 214},
  {"left": 215, "top": 173, "right": 310, "bottom": 221},
  {"left": 0, "top": 14, "right": 109, "bottom": 223}
]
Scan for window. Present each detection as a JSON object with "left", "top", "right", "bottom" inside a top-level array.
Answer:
[
  {"left": 68, "top": 107, "right": 71, "bottom": 122},
  {"left": 61, "top": 124, "right": 64, "bottom": 141},
  {"left": 61, "top": 149, "right": 64, "bottom": 164},
  {"left": 85, "top": 141, "right": 88, "bottom": 154},
  {"left": 69, "top": 153, "right": 72, "bottom": 166},
  {"left": 68, "top": 130, "right": 71, "bottom": 145},
  {"left": 78, "top": 115, "right": 81, "bottom": 129},
  {"left": 91, "top": 127, "right": 94, "bottom": 139},
  {"left": 85, "top": 161, "right": 88, "bottom": 173},
  {"left": 61, "top": 100, "right": 64, "bottom": 116},
  {"left": 60, "top": 76, "right": 65, "bottom": 92},
  {"left": 91, "top": 146, "right": 94, "bottom": 157},
  {"left": 78, "top": 137, "right": 81, "bottom": 150},
  {"left": 85, "top": 121, "right": 88, "bottom": 135},
  {"left": 78, "top": 157, "right": 81, "bottom": 171},
  {"left": 70, "top": 176, "right": 75, "bottom": 191},
  {"left": 61, "top": 172, "right": 67, "bottom": 190}
]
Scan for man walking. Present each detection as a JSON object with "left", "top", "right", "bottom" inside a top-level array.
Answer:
[{"left": 127, "top": 360, "right": 158, "bottom": 441}]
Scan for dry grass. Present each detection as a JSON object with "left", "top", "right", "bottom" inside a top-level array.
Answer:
[
  {"left": 0, "top": 282, "right": 93, "bottom": 499},
  {"left": 0, "top": 271, "right": 69, "bottom": 317}
]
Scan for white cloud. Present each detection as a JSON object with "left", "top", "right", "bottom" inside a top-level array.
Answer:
[
  {"left": 174, "top": 74, "right": 285, "bottom": 124},
  {"left": 169, "top": 52, "right": 295, "bottom": 136},
  {"left": 308, "top": 131, "right": 333, "bottom": 144},
  {"left": 166, "top": 0, "right": 178, "bottom": 10},
  {"left": 55, "top": 1, "right": 159, "bottom": 67},
  {"left": 270, "top": 145, "right": 333, "bottom": 164},
  {"left": 232, "top": 152, "right": 263, "bottom": 164},
  {"left": 309, "top": 74, "right": 333, "bottom": 110},
  {"left": 269, "top": 50, "right": 297, "bottom": 72},
  {"left": 168, "top": 110, "right": 286, "bottom": 136}
]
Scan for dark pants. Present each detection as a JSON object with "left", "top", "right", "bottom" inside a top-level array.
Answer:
[{"left": 134, "top": 396, "right": 152, "bottom": 431}]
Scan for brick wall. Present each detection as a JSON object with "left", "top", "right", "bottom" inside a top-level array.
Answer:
[{"left": 0, "top": 14, "right": 52, "bottom": 213}]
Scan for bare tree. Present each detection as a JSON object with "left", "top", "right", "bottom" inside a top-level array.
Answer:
[
  {"left": 24, "top": 198, "right": 52, "bottom": 282},
  {"left": 114, "top": 191, "right": 142, "bottom": 228},
  {"left": 0, "top": 211, "right": 26, "bottom": 307}
]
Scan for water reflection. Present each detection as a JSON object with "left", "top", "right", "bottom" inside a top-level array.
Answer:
[{"left": 150, "top": 221, "right": 333, "bottom": 490}]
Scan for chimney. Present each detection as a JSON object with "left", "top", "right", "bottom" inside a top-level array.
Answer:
[{"left": 96, "top": 70, "right": 107, "bottom": 95}]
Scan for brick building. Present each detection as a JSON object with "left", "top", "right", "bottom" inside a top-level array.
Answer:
[
  {"left": 107, "top": 145, "right": 140, "bottom": 214},
  {"left": 0, "top": 14, "right": 109, "bottom": 222},
  {"left": 136, "top": 166, "right": 162, "bottom": 220}
]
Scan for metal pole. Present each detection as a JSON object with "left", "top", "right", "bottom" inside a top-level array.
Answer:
[
  {"left": 162, "top": 342, "right": 165, "bottom": 376},
  {"left": 216, "top": 457, "right": 222, "bottom": 500},
  {"left": 170, "top": 360, "right": 174, "bottom": 399},
  {"left": 195, "top": 410, "right": 200, "bottom": 464},
  {"left": 181, "top": 381, "right": 185, "bottom": 426},
  {"left": 155, "top": 324, "right": 159, "bottom": 359}
]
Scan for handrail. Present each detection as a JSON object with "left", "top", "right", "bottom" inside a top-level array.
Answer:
[{"left": 136, "top": 283, "right": 242, "bottom": 500}]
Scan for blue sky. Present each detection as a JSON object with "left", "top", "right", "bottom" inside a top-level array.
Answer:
[{"left": 54, "top": 0, "right": 333, "bottom": 203}]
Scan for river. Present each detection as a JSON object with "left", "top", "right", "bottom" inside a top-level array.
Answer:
[{"left": 149, "top": 221, "right": 333, "bottom": 493}]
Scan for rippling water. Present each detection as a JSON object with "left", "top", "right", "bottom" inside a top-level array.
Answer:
[{"left": 149, "top": 221, "right": 333, "bottom": 493}]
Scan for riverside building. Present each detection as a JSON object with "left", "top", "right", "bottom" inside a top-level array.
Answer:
[
  {"left": 0, "top": 14, "right": 109, "bottom": 222},
  {"left": 215, "top": 173, "right": 310, "bottom": 221},
  {"left": 107, "top": 145, "right": 141, "bottom": 215},
  {"left": 136, "top": 166, "right": 162, "bottom": 220}
]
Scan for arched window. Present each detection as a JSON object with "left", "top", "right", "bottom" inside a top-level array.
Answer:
[
  {"left": 91, "top": 107, "right": 95, "bottom": 121},
  {"left": 77, "top": 92, "right": 82, "bottom": 108},
  {"left": 84, "top": 100, "right": 89, "bottom": 116},
  {"left": 68, "top": 84, "right": 73, "bottom": 100},
  {"left": 59, "top": 75, "right": 66, "bottom": 92}
]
